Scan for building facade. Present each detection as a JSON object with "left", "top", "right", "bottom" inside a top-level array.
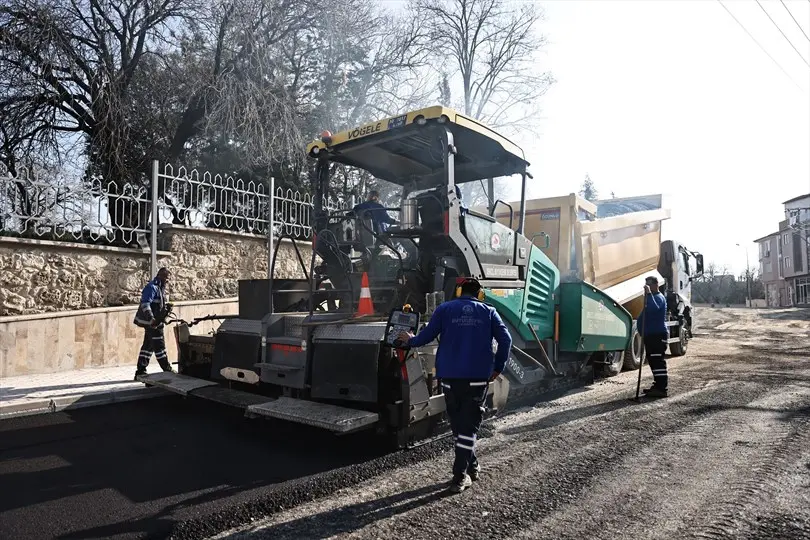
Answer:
[
  {"left": 783, "top": 194, "right": 810, "bottom": 306},
  {"left": 755, "top": 194, "right": 810, "bottom": 307},
  {"left": 755, "top": 231, "right": 784, "bottom": 307}
]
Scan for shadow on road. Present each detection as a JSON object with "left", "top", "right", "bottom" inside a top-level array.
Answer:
[
  {"left": 231, "top": 482, "right": 451, "bottom": 539},
  {"left": 499, "top": 397, "right": 637, "bottom": 437},
  {"left": 0, "top": 396, "right": 388, "bottom": 540}
]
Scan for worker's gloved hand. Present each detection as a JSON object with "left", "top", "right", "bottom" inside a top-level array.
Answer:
[{"left": 396, "top": 331, "right": 414, "bottom": 348}]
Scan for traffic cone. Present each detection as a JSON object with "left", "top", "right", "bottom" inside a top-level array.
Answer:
[{"left": 356, "top": 272, "right": 374, "bottom": 317}]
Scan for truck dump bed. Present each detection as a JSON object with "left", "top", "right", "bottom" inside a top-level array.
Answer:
[{"left": 494, "top": 193, "right": 670, "bottom": 313}]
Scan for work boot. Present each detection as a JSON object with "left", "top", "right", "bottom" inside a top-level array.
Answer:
[
  {"left": 468, "top": 463, "right": 481, "bottom": 481},
  {"left": 160, "top": 363, "right": 175, "bottom": 373},
  {"left": 134, "top": 369, "right": 147, "bottom": 381},
  {"left": 645, "top": 387, "right": 668, "bottom": 398},
  {"left": 448, "top": 473, "right": 473, "bottom": 493}
]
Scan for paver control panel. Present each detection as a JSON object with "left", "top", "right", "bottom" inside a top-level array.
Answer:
[{"left": 384, "top": 305, "right": 420, "bottom": 348}]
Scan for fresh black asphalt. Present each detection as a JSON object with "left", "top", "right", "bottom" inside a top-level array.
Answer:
[{"left": 0, "top": 396, "right": 392, "bottom": 540}]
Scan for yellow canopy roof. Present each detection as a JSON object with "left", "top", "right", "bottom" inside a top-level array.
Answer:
[{"left": 306, "top": 106, "right": 529, "bottom": 187}]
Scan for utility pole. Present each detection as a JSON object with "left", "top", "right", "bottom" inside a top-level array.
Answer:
[{"left": 736, "top": 243, "right": 752, "bottom": 308}]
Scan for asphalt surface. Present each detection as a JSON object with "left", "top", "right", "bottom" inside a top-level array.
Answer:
[
  {"left": 0, "top": 396, "right": 395, "bottom": 540},
  {"left": 3, "top": 307, "right": 810, "bottom": 540}
]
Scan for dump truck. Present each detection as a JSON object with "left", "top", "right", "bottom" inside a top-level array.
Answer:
[
  {"left": 139, "top": 106, "right": 633, "bottom": 448},
  {"left": 492, "top": 193, "right": 703, "bottom": 376}
]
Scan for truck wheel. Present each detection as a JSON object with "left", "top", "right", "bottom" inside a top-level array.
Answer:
[
  {"left": 597, "top": 350, "right": 624, "bottom": 377},
  {"left": 669, "top": 325, "right": 688, "bottom": 357},
  {"left": 623, "top": 321, "right": 644, "bottom": 370}
]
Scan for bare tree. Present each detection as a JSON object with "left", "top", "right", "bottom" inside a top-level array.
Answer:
[
  {"left": 408, "top": 0, "right": 553, "bottom": 211},
  {"left": 411, "top": 0, "right": 554, "bottom": 134},
  {"left": 0, "top": 0, "right": 188, "bottom": 239},
  {"left": 694, "top": 263, "right": 734, "bottom": 305},
  {"left": 166, "top": 0, "right": 314, "bottom": 168},
  {"left": 280, "top": 0, "right": 431, "bottom": 201}
]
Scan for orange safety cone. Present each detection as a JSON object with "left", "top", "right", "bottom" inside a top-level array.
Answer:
[{"left": 355, "top": 272, "right": 374, "bottom": 317}]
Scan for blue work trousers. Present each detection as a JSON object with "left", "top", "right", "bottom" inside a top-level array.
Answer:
[{"left": 442, "top": 379, "right": 488, "bottom": 476}]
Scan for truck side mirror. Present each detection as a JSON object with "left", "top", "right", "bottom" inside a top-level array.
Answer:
[
  {"left": 530, "top": 232, "right": 551, "bottom": 249},
  {"left": 695, "top": 254, "right": 704, "bottom": 275}
]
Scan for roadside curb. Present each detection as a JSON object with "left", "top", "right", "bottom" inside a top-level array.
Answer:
[{"left": 0, "top": 385, "right": 171, "bottom": 420}]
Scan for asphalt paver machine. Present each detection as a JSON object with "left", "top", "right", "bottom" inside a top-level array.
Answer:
[{"left": 139, "top": 106, "right": 633, "bottom": 448}]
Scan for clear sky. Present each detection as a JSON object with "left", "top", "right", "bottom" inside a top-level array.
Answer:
[{"left": 520, "top": 0, "right": 810, "bottom": 274}]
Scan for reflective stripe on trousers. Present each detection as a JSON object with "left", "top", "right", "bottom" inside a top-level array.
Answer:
[{"left": 137, "top": 326, "right": 170, "bottom": 370}]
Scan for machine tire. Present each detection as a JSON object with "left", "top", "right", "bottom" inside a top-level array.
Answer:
[
  {"left": 669, "top": 324, "right": 688, "bottom": 357},
  {"left": 622, "top": 321, "right": 644, "bottom": 370},
  {"left": 597, "top": 350, "right": 624, "bottom": 378}
]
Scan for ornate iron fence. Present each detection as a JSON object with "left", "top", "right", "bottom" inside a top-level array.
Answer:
[
  {"left": 1, "top": 161, "right": 347, "bottom": 254},
  {"left": 0, "top": 164, "right": 151, "bottom": 245},
  {"left": 154, "top": 163, "right": 345, "bottom": 238}
]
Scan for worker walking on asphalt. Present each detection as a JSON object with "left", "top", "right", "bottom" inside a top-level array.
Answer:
[
  {"left": 398, "top": 277, "right": 512, "bottom": 493},
  {"left": 640, "top": 275, "right": 669, "bottom": 398},
  {"left": 133, "top": 267, "right": 175, "bottom": 380}
]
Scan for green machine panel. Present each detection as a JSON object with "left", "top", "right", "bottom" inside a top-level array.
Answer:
[
  {"left": 558, "top": 281, "right": 632, "bottom": 353},
  {"left": 484, "top": 245, "right": 560, "bottom": 342}
]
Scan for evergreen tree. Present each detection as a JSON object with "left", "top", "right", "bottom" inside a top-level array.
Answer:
[{"left": 579, "top": 174, "right": 598, "bottom": 202}]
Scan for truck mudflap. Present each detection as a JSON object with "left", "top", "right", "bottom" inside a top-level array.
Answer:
[{"left": 136, "top": 372, "right": 379, "bottom": 434}]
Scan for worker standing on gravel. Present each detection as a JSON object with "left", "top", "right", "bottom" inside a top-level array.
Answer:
[
  {"left": 397, "top": 277, "right": 512, "bottom": 493},
  {"left": 640, "top": 276, "right": 669, "bottom": 398},
  {"left": 133, "top": 267, "right": 175, "bottom": 380}
]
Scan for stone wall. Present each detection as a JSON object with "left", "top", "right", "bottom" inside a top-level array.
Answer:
[
  {"left": 159, "top": 225, "right": 310, "bottom": 300},
  {"left": 0, "top": 237, "right": 159, "bottom": 316},
  {"left": 0, "top": 227, "right": 312, "bottom": 316}
]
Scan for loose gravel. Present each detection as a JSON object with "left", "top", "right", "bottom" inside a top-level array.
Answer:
[{"left": 195, "top": 307, "right": 810, "bottom": 540}]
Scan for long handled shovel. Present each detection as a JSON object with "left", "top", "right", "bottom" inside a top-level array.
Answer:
[{"left": 634, "top": 290, "right": 649, "bottom": 401}]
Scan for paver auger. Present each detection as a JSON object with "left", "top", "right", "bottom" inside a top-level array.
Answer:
[{"left": 139, "top": 106, "right": 633, "bottom": 448}]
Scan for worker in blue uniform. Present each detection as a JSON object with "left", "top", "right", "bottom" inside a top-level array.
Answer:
[
  {"left": 639, "top": 275, "right": 669, "bottom": 398},
  {"left": 353, "top": 190, "right": 397, "bottom": 234},
  {"left": 133, "top": 267, "right": 175, "bottom": 380},
  {"left": 398, "top": 277, "right": 513, "bottom": 493}
]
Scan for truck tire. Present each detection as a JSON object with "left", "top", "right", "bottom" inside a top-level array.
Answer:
[
  {"left": 623, "top": 321, "right": 644, "bottom": 370},
  {"left": 669, "top": 324, "right": 688, "bottom": 357},
  {"left": 597, "top": 350, "right": 624, "bottom": 377}
]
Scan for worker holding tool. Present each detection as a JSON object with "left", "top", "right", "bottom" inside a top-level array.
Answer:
[
  {"left": 639, "top": 275, "right": 669, "bottom": 398},
  {"left": 133, "top": 267, "right": 175, "bottom": 380},
  {"left": 352, "top": 189, "right": 397, "bottom": 234},
  {"left": 397, "top": 277, "right": 513, "bottom": 493}
]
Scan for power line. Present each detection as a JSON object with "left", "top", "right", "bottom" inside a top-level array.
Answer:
[
  {"left": 755, "top": 0, "right": 810, "bottom": 68},
  {"left": 716, "top": 0, "right": 806, "bottom": 91},
  {"left": 780, "top": 0, "right": 810, "bottom": 43}
]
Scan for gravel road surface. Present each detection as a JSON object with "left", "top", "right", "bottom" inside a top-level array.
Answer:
[
  {"left": 2, "top": 307, "right": 808, "bottom": 540},
  {"left": 209, "top": 307, "right": 810, "bottom": 540}
]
